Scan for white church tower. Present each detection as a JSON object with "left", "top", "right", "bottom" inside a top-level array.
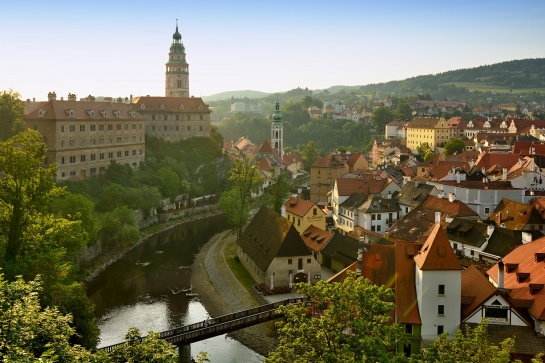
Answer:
[
  {"left": 413, "top": 223, "right": 463, "bottom": 346},
  {"left": 271, "top": 97, "right": 284, "bottom": 159}
]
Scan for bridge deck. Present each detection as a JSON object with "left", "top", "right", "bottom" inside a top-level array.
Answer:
[{"left": 98, "top": 297, "right": 308, "bottom": 353}]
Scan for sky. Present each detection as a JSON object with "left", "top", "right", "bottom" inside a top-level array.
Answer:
[{"left": 2, "top": 0, "right": 545, "bottom": 101}]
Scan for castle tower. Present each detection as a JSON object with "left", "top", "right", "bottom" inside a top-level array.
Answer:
[
  {"left": 271, "top": 97, "right": 283, "bottom": 159},
  {"left": 165, "top": 20, "right": 189, "bottom": 97}
]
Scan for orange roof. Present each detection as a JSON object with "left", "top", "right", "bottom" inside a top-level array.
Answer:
[
  {"left": 461, "top": 265, "right": 497, "bottom": 320},
  {"left": 300, "top": 225, "right": 333, "bottom": 252},
  {"left": 414, "top": 224, "right": 463, "bottom": 270},
  {"left": 132, "top": 96, "right": 211, "bottom": 113},
  {"left": 335, "top": 176, "right": 392, "bottom": 196},
  {"left": 26, "top": 100, "right": 145, "bottom": 121},
  {"left": 421, "top": 195, "right": 479, "bottom": 218},
  {"left": 487, "top": 236, "right": 545, "bottom": 320},
  {"left": 285, "top": 196, "right": 317, "bottom": 217},
  {"left": 427, "top": 161, "right": 471, "bottom": 180},
  {"left": 311, "top": 153, "right": 345, "bottom": 168}
]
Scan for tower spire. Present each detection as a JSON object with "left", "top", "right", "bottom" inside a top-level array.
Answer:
[
  {"left": 271, "top": 94, "right": 284, "bottom": 159},
  {"left": 165, "top": 19, "right": 189, "bottom": 97}
]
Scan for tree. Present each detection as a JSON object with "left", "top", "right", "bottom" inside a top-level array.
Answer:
[
  {"left": 219, "top": 158, "right": 264, "bottom": 238},
  {"left": 416, "top": 142, "right": 431, "bottom": 159},
  {"left": 0, "top": 89, "right": 26, "bottom": 141},
  {"left": 423, "top": 150, "right": 435, "bottom": 161},
  {"left": 300, "top": 140, "right": 322, "bottom": 171},
  {"left": 443, "top": 138, "right": 465, "bottom": 157},
  {"left": 265, "top": 271, "right": 407, "bottom": 363},
  {"left": 371, "top": 106, "right": 395, "bottom": 133},
  {"left": 263, "top": 170, "right": 292, "bottom": 214},
  {"left": 110, "top": 328, "right": 177, "bottom": 363},
  {"left": 157, "top": 167, "right": 180, "bottom": 199},
  {"left": 396, "top": 103, "right": 413, "bottom": 120},
  {"left": 0, "top": 130, "right": 62, "bottom": 263},
  {"left": 415, "top": 320, "right": 518, "bottom": 363}
]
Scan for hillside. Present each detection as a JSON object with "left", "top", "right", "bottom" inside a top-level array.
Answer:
[
  {"left": 203, "top": 90, "right": 271, "bottom": 102},
  {"left": 206, "top": 59, "right": 545, "bottom": 104}
]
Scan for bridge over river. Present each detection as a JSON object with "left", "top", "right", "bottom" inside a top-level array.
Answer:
[{"left": 97, "top": 297, "right": 308, "bottom": 362}]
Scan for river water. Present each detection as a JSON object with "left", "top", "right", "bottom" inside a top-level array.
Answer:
[{"left": 86, "top": 214, "right": 263, "bottom": 362}]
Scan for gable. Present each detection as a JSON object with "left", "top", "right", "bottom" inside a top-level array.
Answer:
[{"left": 414, "top": 224, "right": 463, "bottom": 271}]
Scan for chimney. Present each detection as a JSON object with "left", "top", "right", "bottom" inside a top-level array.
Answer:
[
  {"left": 487, "top": 224, "right": 494, "bottom": 238},
  {"left": 434, "top": 211, "right": 441, "bottom": 223},
  {"left": 496, "top": 212, "right": 502, "bottom": 225},
  {"left": 448, "top": 192, "right": 456, "bottom": 203},
  {"left": 502, "top": 168, "right": 508, "bottom": 181},
  {"left": 47, "top": 92, "right": 57, "bottom": 101},
  {"left": 498, "top": 259, "right": 504, "bottom": 291},
  {"left": 522, "top": 232, "right": 532, "bottom": 244},
  {"left": 68, "top": 93, "right": 77, "bottom": 101},
  {"left": 438, "top": 189, "right": 445, "bottom": 199},
  {"left": 456, "top": 171, "right": 461, "bottom": 184}
]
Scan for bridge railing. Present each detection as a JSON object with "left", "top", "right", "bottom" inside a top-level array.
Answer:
[{"left": 97, "top": 297, "right": 309, "bottom": 353}]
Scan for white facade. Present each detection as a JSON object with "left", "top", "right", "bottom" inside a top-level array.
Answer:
[
  {"left": 426, "top": 181, "right": 527, "bottom": 218},
  {"left": 463, "top": 294, "right": 528, "bottom": 326},
  {"left": 415, "top": 269, "right": 461, "bottom": 345}
]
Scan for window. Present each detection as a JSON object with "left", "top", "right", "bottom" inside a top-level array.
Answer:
[
  {"left": 377, "top": 225, "right": 381, "bottom": 232},
  {"left": 313, "top": 208, "right": 317, "bottom": 216},
  {"left": 438, "top": 305, "right": 444, "bottom": 315},
  {"left": 485, "top": 207, "right": 490, "bottom": 214},
  {"left": 124, "top": 124, "right": 128, "bottom": 130},
  {"left": 117, "top": 151, "right": 122, "bottom": 157},
  {"left": 377, "top": 214, "right": 382, "bottom": 220},
  {"left": 90, "top": 125, "right": 96, "bottom": 131},
  {"left": 80, "top": 155, "right": 86, "bottom": 162},
  {"left": 108, "top": 137, "right": 113, "bottom": 144},
  {"left": 108, "top": 124, "right": 113, "bottom": 131},
  {"left": 438, "top": 285, "right": 445, "bottom": 295},
  {"left": 99, "top": 153, "right": 104, "bottom": 160},
  {"left": 69, "top": 125, "right": 75, "bottom": 132},
  {"left": 132, "top": 124, "right": 136, "bottom": 130},
  {"left": 288, "top": 259, "right": 292, "bottom": 265},
  {"left": 405, "top": 324, "right": 413, "bottom": 334},
  {"left": 61, "top": 157, "right": 65, "bottom": 164},
  {"left": 132, "top": 150, "right": 136, "bottom": 155},
  {"left": 91, "top": 154, "right": 96, "bottom": 161},
  {"left": 61, "top": 125, "right": 65, "bottom": 132},
  {"left": 99, "top": 125, "right": 104, "bottom": 131},
  {"left": 69, "top": 156, "right": 76, "bottom": 163},
  {"left": 372, "top": 214, "right": 376, "bottom": 220},
  {"left": 69, "top": 139, "right": 75, "bottom": 146},
  {"left": 80, "top": 125, "right": 85, "bottom": 132},
  {"left": 117, "top": 136, "right": 121, "bottom": 143},
  {"left": 437, "top": 325, "right": 444, "bottom": 335},
  {"left": 125, "top": 150, "right": 129, "bottom": 157},
  {"left": 108, "top": 152, "right": 113, "bottom": 159},
  {"left": 117, "top": 124, "right": 121, "bottom": 130},
  {"left": 307, "top": 258, "right": 311, "bottom": 264}
]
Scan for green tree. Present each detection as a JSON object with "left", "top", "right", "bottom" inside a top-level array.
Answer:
[
  {"left": 416, "top": 142, "right": 431, "bottom": 159},
  {"left": 300, "top": 140, "right": 322, "bottom": 171},
  {"left": 443, "top": 138, "right": 465, "bottom": 157},
  {"left": 219, "top": 158, "right": 264, "bottom": 238},
  {"left": 49, "top": 192, "right": 98, "bottom": 243},
  {"left": 0, "top": 130, "right": 62, "bottom": 263},
  {"left": 396, "top": 103, "right": 413, "bottom": 120},
  {"left": 0, "top": 89, "right": 26, "bottom": 141},
  {"left": 415, "top": 320, "right": 518, "bottom": 363},
  {"left": 265, "top": 271, "right": 406, "bottom": 363},
  {"left": 263, "top": 170, "right": 292, "bottom": 214},
  {"left": 423, "top": 150, "right": 435, "bottom": 161},
  {"left": 110, "top": 328, "right": 177, "bottom": 363},
  {"left": 98, "top": 206, "right": 140, "bottom": 250},
  {"left": 371, "top": 106, "right": 395, "bottom": 133},
  {"left": 157, "top": 167, "right": 180, "bottom": 199}
]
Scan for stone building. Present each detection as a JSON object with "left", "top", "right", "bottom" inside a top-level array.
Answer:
[{"left": 25, "top": 93, "right": 146, "bottom": 181}]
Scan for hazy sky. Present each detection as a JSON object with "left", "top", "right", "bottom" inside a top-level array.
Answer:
[{"left": 2, "top": 0, "right": 545, "bottom": 101}]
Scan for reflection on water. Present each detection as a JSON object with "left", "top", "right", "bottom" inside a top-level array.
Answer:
[{"left": 86, "top": 215, "right": 263, "bottom": 362}]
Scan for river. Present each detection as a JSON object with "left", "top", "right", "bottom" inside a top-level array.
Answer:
[{"left": 86, "top": 214, "right": 264, "bottom": 362}]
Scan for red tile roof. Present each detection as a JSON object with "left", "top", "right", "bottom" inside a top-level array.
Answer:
[
  {"left": 335, "top": 176, "right": 392, "bottom": 196},
  {"left": 487, "top": 236, "right": 545, "bottom": 320},
  {"left": 285, "top": 196, "right": 316, "bottom": 217},
  {"left": 414, "top": 224, "right": 463, "bottom": 271},
  {"left": 421, "top": 195, "right": 479, "bottom": 218},
  {"left": 394, "top": 241, "right": 421, "bottom": 324},
  {"left": 461, "top": 265, "right": 498, "bottom": 320},
  {"left": 132, "top": 96, "right": 210, "bottom": 113},
  {"left": 300, "top": 225, "right": 333, "bottom": 252}
]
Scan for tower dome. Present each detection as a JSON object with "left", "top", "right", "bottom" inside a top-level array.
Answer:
[{"left": 173, "top": 25, "right": 182, "bottom": 41}]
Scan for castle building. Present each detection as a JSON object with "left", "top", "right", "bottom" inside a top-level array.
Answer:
[
  {"left": 25, "top": 92, "right": 146, "bottom": 181},
  {"left": 165, "top": 20, "right": 189, "bottom": 97}
]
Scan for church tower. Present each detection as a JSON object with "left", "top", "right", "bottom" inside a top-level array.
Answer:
[
  {"left": 271, "top": 98, "right": 284, "bottom": 159},
  {"left": 165, "top": 20, "right": 189, "bottom": 97}
]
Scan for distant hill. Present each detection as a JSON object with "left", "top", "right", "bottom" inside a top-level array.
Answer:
[
  {"left": 203, "top": 90, "right": 271, "bottom": 102},
  {"left": 206, "top": 59, "right": 545, "bottom": 104}
]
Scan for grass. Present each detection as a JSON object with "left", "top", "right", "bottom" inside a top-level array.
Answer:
[{"left": 224, "top": 240, "right": 258, "bottom": 292}]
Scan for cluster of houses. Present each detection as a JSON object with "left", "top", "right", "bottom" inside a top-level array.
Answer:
[{"left": 231, "top": 114, "right": 545, "bottom": 360}]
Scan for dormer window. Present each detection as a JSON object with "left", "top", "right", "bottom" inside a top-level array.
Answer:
[
  {"left": 86, "top": 110, "right": 95, "bottom": 117},
  {"left": 140, "top": 104, "right": 145, "bottom": 109},
  {"left": 179, "top": 104, "right": 184, "bottom": 110},
  {"left": 128, "top": 111, "right": 135, "bottom": 117},
  {"left": 113, "top": 110, "right": 121, "bottom": 118},
  {"left": 506, "top": 263, "right": 518, "bottom": 273},
  {"left": 38, "top": 109, "right": 47, "bottom": 117},
  {"left": 516, "top": 272, "right": 530, "bottom": 283},
  {"left": 160, "top": 103, "right": 165, "bottom": 109},
  {"left": 198, "top": 105, "right": 203, "bottom": 110},
  {"left": 100, "top": 110, "right": 108, "bottom": 117},
  {"left": 65, "top": 109, "right": 75, "bottom": 117}
]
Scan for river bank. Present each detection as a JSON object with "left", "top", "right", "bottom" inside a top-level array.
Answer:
[
  {"left": 191, "top": 230, "right": 278, "bottom": 357},
  {"left": 82, "top": 205, "right": 221, "bottom": 282}
]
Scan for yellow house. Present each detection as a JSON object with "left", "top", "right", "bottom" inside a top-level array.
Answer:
[
  {"left": 284, "top": 196, "right": 326, "bottom": 233},
  {"left": 407, "top": 117, "right": 453, "bottom": 152}
]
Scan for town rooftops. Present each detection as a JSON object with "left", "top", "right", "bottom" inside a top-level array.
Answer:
[
  {"left": 300, "top": 225, "right": 333, "bottom": 252},
  {"left": 132, "top": 96, "right": 210, "bottom": 113},
  {"left": 26, "top": 99, "right": 145, "bottom": 121},
  {"left": 285, "top": 196, "right": 317, "bottom": 217}
]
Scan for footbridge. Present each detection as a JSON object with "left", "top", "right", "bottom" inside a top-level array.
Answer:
[{"left": 97, "top": 297, "right": 308, "bottom": 360}]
